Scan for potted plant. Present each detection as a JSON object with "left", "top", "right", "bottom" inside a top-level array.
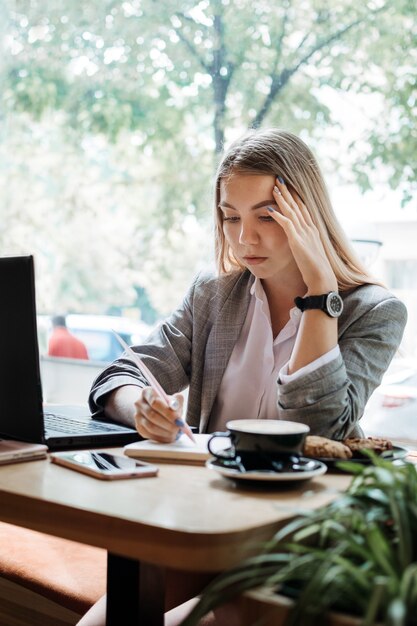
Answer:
[{"left": 181, "top": 455, "right": 417, "bottom": 626}]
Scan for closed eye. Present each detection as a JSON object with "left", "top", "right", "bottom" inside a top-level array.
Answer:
[{"left": 223, "top": 215, "right": 275, "bottom": 223}]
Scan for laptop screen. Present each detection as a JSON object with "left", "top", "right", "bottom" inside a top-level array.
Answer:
[{"left": 0, "top": 256, "right": 45, "bottom": 443}]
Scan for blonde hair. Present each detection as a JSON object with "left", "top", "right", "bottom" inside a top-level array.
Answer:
[{"left": 214, "top": 128, "right": 376, "bottom": 292}]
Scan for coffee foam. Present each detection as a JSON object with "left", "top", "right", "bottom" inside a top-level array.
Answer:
[{"left": 227, "top": 419, "right": 309, "bottom": 435}]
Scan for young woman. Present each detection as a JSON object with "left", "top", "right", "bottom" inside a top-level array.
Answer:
[
  {"left": 79, "top": 128, "right": 407, "bottom": 626},
  {"left": 89, "top": 128, "right": 406, "bottom": 444}
]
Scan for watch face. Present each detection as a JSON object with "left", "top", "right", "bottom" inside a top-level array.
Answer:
[{"left": 327, "top": 292, "right": 343, "bottom": 317}]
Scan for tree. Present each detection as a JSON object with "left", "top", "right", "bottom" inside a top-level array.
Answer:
[
  {"left": 149, "top": 0, "right": 389, "bottom": 151},
  {"left": 1, "top": 0, "right": 415, "bottom": 314},
  {"left": 4, "top": 1, "right": 415, "bottom": 161},
  {"left": 345, "top": 0, "right": 417, "bottom": 205}
]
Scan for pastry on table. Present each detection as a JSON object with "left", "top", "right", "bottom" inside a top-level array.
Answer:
[
  {"left": 343, "top": 436, "right": 393, "bottom": 456},
  {"left": 303, "top": 436, "right": 352, "bottom": 459}
]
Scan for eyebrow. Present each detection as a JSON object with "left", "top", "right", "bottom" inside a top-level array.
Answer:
[{"left": 218, "top": 200, "right": 273, "bottom": 211}]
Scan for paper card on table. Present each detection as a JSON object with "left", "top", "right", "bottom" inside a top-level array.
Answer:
[
  {"left": 124, "top": 434, "right": 228, "bottom": 465},
  {"left": 0, "top": 439, "right": 48, "bottom": 465}
]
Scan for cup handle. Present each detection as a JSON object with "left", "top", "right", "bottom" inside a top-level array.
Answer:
[{"left": 207, "top": 431, "right": 235, "bottom": 460}]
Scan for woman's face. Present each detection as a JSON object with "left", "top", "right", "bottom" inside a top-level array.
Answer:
[{"left": 219, "top": 173, "right": 298, "bottom": 284}]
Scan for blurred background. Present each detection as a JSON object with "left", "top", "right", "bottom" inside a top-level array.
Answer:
[{"left": 1, "top": 0, "right": 416, "bottom": 439}]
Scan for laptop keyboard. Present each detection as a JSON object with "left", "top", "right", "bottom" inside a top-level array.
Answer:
[{"left": 44, "top": 413, "right": 132, "bottom": 434}]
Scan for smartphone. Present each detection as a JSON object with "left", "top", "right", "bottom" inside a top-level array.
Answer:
[{"left": 50, "top": 451, "right": 159, "bottom": 480}]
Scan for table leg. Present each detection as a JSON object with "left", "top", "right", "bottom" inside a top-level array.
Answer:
[{"left": 106, "top": 553, "right": 165, "bottom": 626}]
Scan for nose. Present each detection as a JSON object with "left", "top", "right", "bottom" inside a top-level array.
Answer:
[{"left": 239, "top": 220, "right": 259, "bottom": 245}]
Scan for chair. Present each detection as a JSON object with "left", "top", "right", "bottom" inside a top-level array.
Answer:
[{"left": 0, "top": 522, "right": 106, "bottom": 626}]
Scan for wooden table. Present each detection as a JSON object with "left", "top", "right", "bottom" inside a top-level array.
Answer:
[{"left": 0, "top": 452, "right": 351, "bottom": 625}]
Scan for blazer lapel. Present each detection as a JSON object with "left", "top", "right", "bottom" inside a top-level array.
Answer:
[{"left": 199, "top": 272, "right": 253, "bottom": 432}]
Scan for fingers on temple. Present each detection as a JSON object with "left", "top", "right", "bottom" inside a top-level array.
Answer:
[
  {"left": 273, "top": 185, "right": 302, "bottom": 229},
  {"left": 275, "top": 180, "right": 316, "bottom": 231},
  {"left": 292, "top": 190, "right": 315, "bottom": 227}
]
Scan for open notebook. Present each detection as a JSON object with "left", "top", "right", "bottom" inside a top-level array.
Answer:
[{"left": 124, "top": 434, "right": 228, "bottom": 465}]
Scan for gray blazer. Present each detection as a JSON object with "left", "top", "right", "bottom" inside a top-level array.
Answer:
[{"left": 89, "top": 270, "right": 407, "bottom": 440}]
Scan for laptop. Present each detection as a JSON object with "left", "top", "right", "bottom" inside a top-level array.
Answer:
[{"left": 0, "top": 255, "right": 140, "bottom": 450}]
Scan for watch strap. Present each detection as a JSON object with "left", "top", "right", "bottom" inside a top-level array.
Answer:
[{"left": 294, "top": 294, "right": 327, "bottom": 312}]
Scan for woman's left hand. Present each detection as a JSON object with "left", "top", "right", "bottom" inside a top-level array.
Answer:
[{"left": 269, "top": 177, "right": 338, "bottom": 294}]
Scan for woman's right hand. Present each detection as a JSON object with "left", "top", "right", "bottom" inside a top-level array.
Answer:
[{"left": 134, "top": 387, "right": 185, "bottom": 443}]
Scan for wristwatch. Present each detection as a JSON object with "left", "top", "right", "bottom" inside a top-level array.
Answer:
[{"left": 294, "top": 291, "right": 344, "bottom": 318}]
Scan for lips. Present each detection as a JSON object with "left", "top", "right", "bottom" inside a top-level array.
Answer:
[{"left": 243, "top": 256, "right": 268, "bottom": 265}]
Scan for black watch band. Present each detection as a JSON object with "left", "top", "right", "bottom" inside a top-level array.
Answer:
[
  {"left": 294, "top": 294, "right": 327, "bottom": 312},
  {"left": 294, "top": 291, "right": 343, "bottom": 318}
]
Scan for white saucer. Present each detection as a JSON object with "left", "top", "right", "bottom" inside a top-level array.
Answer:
[{"left": 206, "top": 457, "right": 327, "bottom": 483}]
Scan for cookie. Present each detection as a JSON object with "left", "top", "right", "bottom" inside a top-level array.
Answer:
[
  {"left": 343, "top": 437, "right": 393, "bottom": 455},
  {"left": 303, "top": 435, "right": 352, "bottom": 459}
]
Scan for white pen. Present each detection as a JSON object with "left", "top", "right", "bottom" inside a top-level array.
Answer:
[{"left": 112, "top": 330, "right": 196, "bottom": 444}]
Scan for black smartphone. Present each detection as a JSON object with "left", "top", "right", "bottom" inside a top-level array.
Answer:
[{"left": 50, "top": 451, "right": 159, "bottom": 480}]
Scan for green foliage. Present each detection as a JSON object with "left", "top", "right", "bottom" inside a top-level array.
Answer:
[
  {"left": 1, "top": 0, "right": 416, "bottom": 314},
  {"left": 181, "top": 456, "right": 417, "bottom": 626},
  {"left": 4, "top": 0, "right": 415, "bottom": 156},
  {"left": 6, "top": 66, "right": 64, "bottom": 117}
]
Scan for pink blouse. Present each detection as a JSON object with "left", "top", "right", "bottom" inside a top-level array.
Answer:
[{"left": 209, "top": 278, "right": 339, "bottom": 432}]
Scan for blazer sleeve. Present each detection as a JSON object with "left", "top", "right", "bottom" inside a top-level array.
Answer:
[
  {"left": 276, "top": 292, "right": 407, "bottom": 440},
  {"left": 88, "top": 277, "right": 199, "bottom": 416}
]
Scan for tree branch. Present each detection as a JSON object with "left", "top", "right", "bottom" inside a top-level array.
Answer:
[
  {"left": 171, "top": 12, "right": 211, "bottom": 73},
  {"left": 271, "top": 0, "right": 292, "bottom": 74},
  {"left": 252, "top": 3, "right": 389, "bottom": 128},
  {"left": 212, "top": 7, "right": 231, "bottom": 152},
  {"left": 292, "top": 17, "right": 363, "bottom": 75}
]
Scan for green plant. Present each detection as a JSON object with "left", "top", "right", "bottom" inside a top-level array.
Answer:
[{"left": 181, "top": 455, "right": 417, "bottom": 626}]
